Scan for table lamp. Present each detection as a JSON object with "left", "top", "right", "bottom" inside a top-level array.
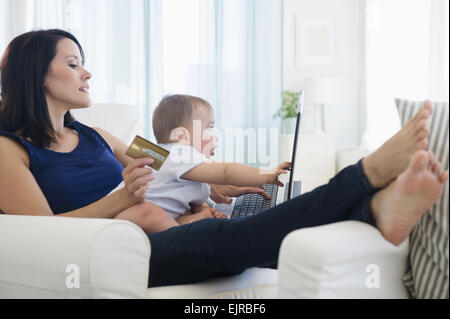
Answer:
[{"left": 303, "top": 77, "right": 336, "bottom": 135}]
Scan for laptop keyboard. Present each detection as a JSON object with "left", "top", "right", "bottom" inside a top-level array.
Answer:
[{"left": 230, "top": 184, "right": 279, "bottom": 219}]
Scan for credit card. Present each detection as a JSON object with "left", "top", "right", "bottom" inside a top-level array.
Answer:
[{"left": 126, "top": 135, "right": 170, "bottom": 171}]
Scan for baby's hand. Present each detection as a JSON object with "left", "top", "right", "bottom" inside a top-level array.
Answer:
[{"left": 266, "top": 162, "right": 291, "bottom": 186}]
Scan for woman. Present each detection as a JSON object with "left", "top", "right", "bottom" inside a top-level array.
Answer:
[{"left": 0, "top": 29, "right": 447, "bottom": 287}]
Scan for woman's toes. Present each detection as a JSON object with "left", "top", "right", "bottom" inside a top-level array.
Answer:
[
  {"left": 416, "top": 101, "right": 433, "bottom": 120},
  {"left": 416, "top": 120, "right": 430, "bottom": 138},
  {"left": 416, "top": 138, "right": 428, "bottom": 150},
  {"left": 427, "top": 150, "right": 434, "bottom": 168},
  {"left": 417, "top": 103, "right": 431, "bottom": 120},
  {"left": 432, "top": 163, "right": 441, "bottom": 174},
  {"left": 415, "top": 118, "right": 428, "bottom": 131},
  {"left": 420, "top": 108, "right": 431, "bottom": 120},
  {"left": 439, "top": 171, "right": 449, "bottom": 184},
  {"left": 423, "top": 100, "right": 433, "bottom": 113},
  {"left": 417, "top": 126, "right": 429, "bottom": 140},
  {"left": 427, "top": 151, "right": 439, "bottom": 172},
  {"left": 409, "top": 102, "right": 432, "bottom": 127},
  {"left": 409, "top": 150, "right": 429, "bottom": 173}
]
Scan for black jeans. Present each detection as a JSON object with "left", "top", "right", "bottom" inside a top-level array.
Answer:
[{"left": 147, "top": 160, "right": 377, "bottom": 288}]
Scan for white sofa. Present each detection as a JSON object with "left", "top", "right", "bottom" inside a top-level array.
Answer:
[{"left": 0, "top": 104, "right": 409, "bottom": 299}]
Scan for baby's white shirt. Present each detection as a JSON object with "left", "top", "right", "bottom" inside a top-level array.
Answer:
[{"left": 144, "top": 143, "right": 211, "bottom": 219}]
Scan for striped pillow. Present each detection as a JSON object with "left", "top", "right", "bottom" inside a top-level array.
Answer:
[{"left": 395, "top": 99, "right": 449, "bottom": 299}]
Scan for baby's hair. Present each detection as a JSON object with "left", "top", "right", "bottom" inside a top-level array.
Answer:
[{"left": 152, "top": 94, "right": 213, "bottom": 144}]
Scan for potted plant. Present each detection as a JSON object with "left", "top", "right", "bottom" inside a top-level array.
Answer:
[{"left": 274, "top": 91, "right": 299, "bottom": 134}]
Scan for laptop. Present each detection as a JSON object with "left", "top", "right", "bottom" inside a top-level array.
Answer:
[{"left": 229, "top": 90, "right": 304, "bottom": 219}]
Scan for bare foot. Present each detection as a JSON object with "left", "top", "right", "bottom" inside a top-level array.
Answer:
[
  {"left": 363, "top": 101, "right": 432, "bottom": 188},
  {"left": 369, "top": 150, "right": 448, "bottom": 246},
  {"left": 175, "top": 208, "right": 215, "bottom": 225},
  {"left": 212, "top": 210, "right": 228, "bottom": 219}
]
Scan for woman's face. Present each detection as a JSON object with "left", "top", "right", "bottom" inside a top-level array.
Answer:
[{"left": 44, "top": 38, "right": 92, "bottom": 110}]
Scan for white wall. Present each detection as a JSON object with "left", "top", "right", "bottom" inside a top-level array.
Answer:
[{"left": 283, "top": 0, "right": 365, "bottom": 150}]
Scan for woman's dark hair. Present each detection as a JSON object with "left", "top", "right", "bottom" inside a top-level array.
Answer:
[{"left": 0, "top": 29, "right": 84, "bottom": 148}]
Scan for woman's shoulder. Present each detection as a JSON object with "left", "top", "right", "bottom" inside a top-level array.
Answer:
[
  {"left": 74, "top": 122, "right": 108, "bottom": 141},
  {"left": 69, "top": 121, "right": 116, "bottom": 153},
  {"left": 87, "top": 125, "right": 130, "bottom": 166},
  {"left": 0, "top": 134, "right": 30, "bottom": 167},
  {"left": 90, "top": 126, "right": 121, "bottom": 154},
  {"left": 90, "top": 126, "right": 113, "bottom": 143}
]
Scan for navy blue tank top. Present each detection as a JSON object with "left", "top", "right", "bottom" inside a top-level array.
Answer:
[{"left": 0, "top": 121, "right": 124, "bottom": 214}]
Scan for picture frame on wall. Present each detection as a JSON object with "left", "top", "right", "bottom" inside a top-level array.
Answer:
[{"left": 296, "top": 14, "right": 335, "bottom": 68}]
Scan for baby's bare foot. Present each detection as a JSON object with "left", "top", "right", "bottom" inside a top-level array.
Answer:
[
  {"left": 363, "top": 101, "right": 432, "bottom": 188},
  {"left": 370, "top": 150, "right": 448, "bottom": 246},
  {"left": 176, "top": 208, "right": 215, "bottom": 225}
]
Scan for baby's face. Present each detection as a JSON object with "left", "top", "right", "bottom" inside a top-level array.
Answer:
[{"left": 189, "top": 104, "right": 218, "bottom": 158}]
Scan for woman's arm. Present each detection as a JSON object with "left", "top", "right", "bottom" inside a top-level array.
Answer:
[
  {"left": 59, "top": 188, "right": 138, "bottom": 218},
  {"left": 0, "top": 137, "right": 54, "bottom": 216},
  {"left": 0, "top": 136, "right": 151, "bottom": 218},
  {"left": 181, "top": 161, "right": 291, "bottom": 187}
]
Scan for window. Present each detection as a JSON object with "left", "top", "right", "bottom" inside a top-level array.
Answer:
[{"left": 362, "top": 0, "right": 449, "bottom": 151}]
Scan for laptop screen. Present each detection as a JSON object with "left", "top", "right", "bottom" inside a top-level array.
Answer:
[{"left": 286, "top": 90, "right": 303, "bottom": 200}]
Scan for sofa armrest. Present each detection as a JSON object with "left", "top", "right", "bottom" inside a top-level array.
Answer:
[
  {"left": 0, "top": 215, "right": 150, "bottom": 298},
  {"left": 277, "top": 221, "right": 409, "bottom": 299}
]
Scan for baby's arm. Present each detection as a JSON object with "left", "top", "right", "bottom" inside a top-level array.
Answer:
[{"left": 181, "top": 162, "right": 291, "bottom": 187}]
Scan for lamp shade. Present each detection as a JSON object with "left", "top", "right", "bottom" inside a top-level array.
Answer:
[{"left": 303, "top": 77, "right": 336, "bottom": 104}]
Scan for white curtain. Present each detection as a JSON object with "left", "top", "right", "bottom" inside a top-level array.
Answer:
[
  {"left": 362, "top": 0, "right": 450, "bottom": 151},
  {"left": 0, "top": 0, "right": 34, "bottom": 54},
  {"left": 0, "top": 0, "right": 147, "bottom": 117},
  {"left": 154, "top": 0, "right": 283, "bottom": 165},
  {"left": 65, "top": 0, "right": 147, "bottom": 121},
  {"left": 0, "top": 0, "right": 282, "bottom": 166}
]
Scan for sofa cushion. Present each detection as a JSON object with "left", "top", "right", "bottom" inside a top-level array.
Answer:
[
  {"left": 71, "top": 103, "right": 143, "bottom": 144},
  {"left": 145, "top": 268, "right": 278, "bottom": 299},
  {"left": 395, "top": 99, "right": 449, "bottom": 299}
]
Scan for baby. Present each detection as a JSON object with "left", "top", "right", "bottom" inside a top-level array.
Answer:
[{"left": 116, "top": 94, "right": 290, "bottom": 233}]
